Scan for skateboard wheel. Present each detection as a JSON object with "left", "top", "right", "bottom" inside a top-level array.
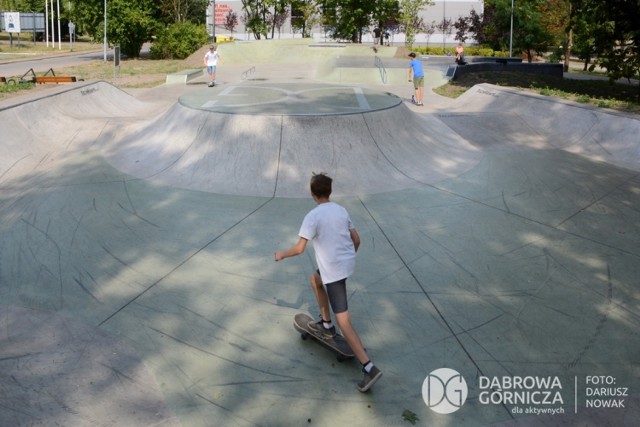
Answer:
[
  {"left": 336, "top": 354, "right": 346, "bottom": 362},
  {"left": 300, "top": 332, "right": 309, "bottom": 340}
]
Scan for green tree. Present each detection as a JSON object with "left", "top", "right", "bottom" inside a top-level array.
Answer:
[
  {"left": 74, "top": 0, "right": 157, "bottom": 57},
  {"left": 291, "top": 0, "right": 321, "bottom": 38},
  {"left": 241, "top": 0, "right": 269, "bottom": 39},
  {"left": 157, "top": 0, "right": 208, "bottom": 24},
  {"left": 585, "top": 0, "right": 639, "bottom": 100},
  {"left": 150, "top": 21, "right": 208, "bottom": 59},
  {"left": 0, "top": 0, "right": 41, "bottom": 12},
  {"left": 107, "top": 0, "right": 157, "bottom": 57},
  {"left": 321, "top": 0, "right": 374, "bottom": 43},
  {"left": 73, "top": 0, "right": 104, "bottom": 40},
  {"left": 482, "top": 0, "right": 554, "bottom": 61},
  {"left": 571, "top": 6, "right": 597, "bottom": 71},
  {"left": 536, "top": 0, "right": 592, "bottom": 71},
  {"left": 399, "top": 0, "right": 432, "bottom": 48},
  {"left": 372, "top": 0, "right": 400, "bottom": 43},
  {"left": 266, "top": 0, "right": 289, "bottom": 39}
]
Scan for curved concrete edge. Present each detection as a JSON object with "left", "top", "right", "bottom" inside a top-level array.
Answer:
[
  {"left": 447, "top": 84, "right": 640, "bottom": 170},
  {"left": 101, "top": 100, "right": 482, "bottom": 198}
]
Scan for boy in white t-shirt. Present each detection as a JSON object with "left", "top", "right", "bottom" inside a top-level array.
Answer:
[
  {"left": 275, "top": 173, "right": 382, "bottom": 392},
  {"left": 203, "top": 45, "right": 223, "bottom": 87}
]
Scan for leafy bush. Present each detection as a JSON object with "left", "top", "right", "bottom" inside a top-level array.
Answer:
[
  {"left": 108, "top": 0, "right": 158, "bottom": 58},
  {"left": 411, "top": 46, "right": 503, "bottom": 57},
  {"left": 473, "top": 48, "right": 495, "bottom": 57},
  {"left": 0, "top": 82, "right": 33, "bottom": 94},
  {"left": 150, "top": 22, "right": 209, "bottom": 60}
]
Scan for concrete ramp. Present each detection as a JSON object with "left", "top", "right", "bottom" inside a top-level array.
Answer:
[
  {"left": 1, "top": 74, "right": 639, "bottom": 427},
  {"left": 443, "top": 84, "right": 640, "bottom": 169},
  {"left": 0, "top": 82, "right": 158, "bottom": 183},
  {"left": 103, "top": 92, "right": 481, "bottom": 197}
]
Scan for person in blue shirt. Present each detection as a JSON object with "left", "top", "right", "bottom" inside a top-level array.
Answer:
[{"left": 408, "top": 52, "right": 424, "bottom": 106}]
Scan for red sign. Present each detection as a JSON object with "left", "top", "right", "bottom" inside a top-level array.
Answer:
[{"left": 215, "top": 4, "right": 233, "bottom": 25}]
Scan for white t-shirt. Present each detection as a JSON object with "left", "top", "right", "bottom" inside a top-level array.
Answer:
[
  {"left": 298, "top": 202, "right": 356, "bottom": 284},
  {"left": 204, "top": 50, "right": 219, "bottom": 66}
]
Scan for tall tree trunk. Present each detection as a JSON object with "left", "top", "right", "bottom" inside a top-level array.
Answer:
[{"left": 563, "top": 2, "right": 573, "bottom": 72}]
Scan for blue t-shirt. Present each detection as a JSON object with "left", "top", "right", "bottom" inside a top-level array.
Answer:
[{"left": 409, "top": 59, "right": 424, "bottom": 78}]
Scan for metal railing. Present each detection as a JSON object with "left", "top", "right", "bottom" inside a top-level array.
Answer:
[
  {"left": 241, "top": 66, "right": 256, "bottom": 81},
  {"left": 374, "top": 56, "right": 387, "bottom": 84}
]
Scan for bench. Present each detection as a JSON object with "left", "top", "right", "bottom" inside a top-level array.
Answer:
[
  {"left": 35, "top": 76, "right": 77, "bottom": 84},
  {"left": 165, "top": 69, "right": 202, "bottom": 84}
]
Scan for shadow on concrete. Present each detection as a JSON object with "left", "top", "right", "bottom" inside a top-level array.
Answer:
[{"left": 1, "top": 73, "right": 639, "bottom": 426}]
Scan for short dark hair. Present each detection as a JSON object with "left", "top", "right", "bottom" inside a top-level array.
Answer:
[{"left": 310, "top": 173, "right": 332, "bottom": 198}]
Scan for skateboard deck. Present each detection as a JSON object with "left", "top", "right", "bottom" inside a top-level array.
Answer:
[{"left": 293, "top": 313, "right": 355, "bottom": 361}]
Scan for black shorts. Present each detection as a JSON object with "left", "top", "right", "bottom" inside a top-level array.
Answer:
[{"left": 316, "top": 270, "right": 348, "bottom": 314}]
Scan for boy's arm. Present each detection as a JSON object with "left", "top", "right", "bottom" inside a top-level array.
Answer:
[
  {"left": 274, "top": 237, "right": 308, "bottom": 261},
  {"left": 350, "top": 228, "right": 360, "bottom": 252},
  {"left": 408, "top": 65, "right": 413, "bottom": 81}
]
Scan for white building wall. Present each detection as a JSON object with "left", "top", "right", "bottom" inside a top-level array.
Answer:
[{"left": 209, "top": 1, "right": 483, "bottom": 46}]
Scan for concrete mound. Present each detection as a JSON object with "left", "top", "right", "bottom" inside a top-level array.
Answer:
[
  {"left": 103, "top": 98, "right": 482, "bottom": 197},
  {"left": 0, "top": 82, "right": 158, "bottom": 184},
  {"left": 443, "top": 84, "right": 640, "bottom": 171}
]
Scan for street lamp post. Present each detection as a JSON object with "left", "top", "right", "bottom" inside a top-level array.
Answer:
[
  {"left": 442, "top": 0, "right": 446, "bottom": 48},
  {"left": 50, "top": 0, "right": 55, "bottom": 48},
  {"left": 45, "top": 0, "right": 49, "bottom": 47},
  {"left": 103, "top": 0, "right": 107, "bottom": 61},
  {"left": 509, "top": 0, "right": 514, "bottom": 57},
  {"left": 56, "top": 0, "right": 61, "bottom": 50}
]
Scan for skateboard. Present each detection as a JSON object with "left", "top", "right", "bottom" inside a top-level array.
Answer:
[{"left": 293, "top": 313, "right": 355, "bottom": 362}]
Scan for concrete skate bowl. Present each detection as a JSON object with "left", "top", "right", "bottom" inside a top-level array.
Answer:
[
  {"left": 0, "top": 82, "right": 160, "bottom": 184},
  {"left": 442, "top": 84, "right": 640, "bottom": 171},
  {"left": 0, "top": 80, "right": 480, "bottom": 198},
  {"left": 2, "top": 80, "right": 640, "bottom": 427},
  {"left": 3, "top": 81, "right": 639, "bottom": 199},
  {"left": 101, "top": 82, "right": 483, "bottom": 198}
]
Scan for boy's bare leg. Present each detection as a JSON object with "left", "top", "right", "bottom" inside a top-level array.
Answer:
[
  {"left": 310, "top": 272, "right": 331, "bottom": 322},
  {"left": 335, "top": 311, "right": 369, "bottom": 364}
]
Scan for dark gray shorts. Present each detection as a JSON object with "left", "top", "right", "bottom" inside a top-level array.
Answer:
[{"left": 317, "top": 270, "right": 348, "bottom": 314}]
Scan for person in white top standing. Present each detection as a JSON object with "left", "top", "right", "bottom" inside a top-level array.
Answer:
[
  {"left": 275, "top": 173, "right": 382, "bottom": 392},
  {"left": 203, "top": 45, "right": 223, "bottom": 87}
]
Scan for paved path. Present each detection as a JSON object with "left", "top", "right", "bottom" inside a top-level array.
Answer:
[{"left": 1, "top": 40, "right": 638, "bottom": 426}]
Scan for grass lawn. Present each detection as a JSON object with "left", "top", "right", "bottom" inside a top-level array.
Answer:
[
  {"left": 434, "top": 71, "right": 640, "bottom": 114},
  {"left": 2, "top": 38, "right": 640, "bottom": 115}
]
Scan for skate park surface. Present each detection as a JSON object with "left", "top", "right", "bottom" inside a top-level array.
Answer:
[{"left": 1, "top": 39, "right": 639, "bottom": 426}]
